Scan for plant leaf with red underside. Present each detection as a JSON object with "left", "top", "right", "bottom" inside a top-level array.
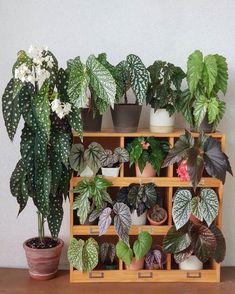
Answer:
[
  {"left": 209, "top": 224, "right": 226, "bottom": 263},
  {"left": 174, "top": 245, "right": 193, "bottom": 264},
  {"left": 187, "top": 147, "right": 204, "bottom": 190}
]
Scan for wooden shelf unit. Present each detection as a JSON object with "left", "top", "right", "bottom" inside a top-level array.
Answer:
[{"left": 69, "top": 129, "right": 225, "bottom": 283}]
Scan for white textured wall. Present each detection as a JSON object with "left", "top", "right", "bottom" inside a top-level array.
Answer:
[{"left": 0, "top": 0, "right": 234, "bottom": 268}]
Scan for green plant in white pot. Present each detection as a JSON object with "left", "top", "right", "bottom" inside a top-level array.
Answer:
[
  {"left": 67, "top": 54, "right": 116, "bottom": 132},
  {"left": 146, "top": 60, "right": 185, "bottom": 133},
  {"left": 178, "top": 50, "right": 228, "bottom": 132},
  {"left": 2, "top": 46, "right": 82, "bottom": 280}
]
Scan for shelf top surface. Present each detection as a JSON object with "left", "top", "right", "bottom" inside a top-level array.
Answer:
[{"left": 73, "top": 128, "right": 224, "bottom": 138}]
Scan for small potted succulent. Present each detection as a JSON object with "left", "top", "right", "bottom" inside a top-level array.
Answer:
[
  {"left": 162, "top": 130, "right": 233, "bottom": 190},
  {"left": 163, "top": 187, "right": 225, "bottom": 270},
  {"left": 146, "top": 60, "right": 185, "bottom": 133},
  {"left": 127, "top": 137, "right": 169, "bottom": 177},
  {"left": 99, "top": 242, "right": 117, "bottom": 270},
  {"left": 117, "top": 183, "right": 158, "bottom": 225},
  {"left": 147, "top": 204, "right": 168, "bottom": 226},
  {"left": 178, "top": 50, "right": 229, "bottom": 132},
  {"left": 145, "top": 245, "right": 166, "bottom": 270},
  {"left": 73, "top": 176, "right": 113, "bottom": 225},
  {"left": 99, "top": 147, "right": 129, "bottom": 177},
  {"left": 67, "top": 54, "right": 116, "bottom": 132},
  {"left": 69, "top": 142, "right": 104, "bottom": 177},
  {"left": 116, "top": 231, "right": 152, "bottom": 270}
]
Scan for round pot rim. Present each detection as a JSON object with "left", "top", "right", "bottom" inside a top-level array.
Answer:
[
  {"left": 23, "top": 237, "right": 64, "bottom": 252},
  {"left": 147, "top": 208, "right": 168, "bottom": 225}
]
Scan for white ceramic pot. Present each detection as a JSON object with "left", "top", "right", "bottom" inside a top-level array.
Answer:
[
  {"left": 101, "top": 167, "right": 120, "bottom": 177},
  {"left": 131, "top": 210, "right": 147, "bottom": 225},
  {"left": 80, "top": 166, "right": 94, "bottom": 177},
  {"left": 179, "top": 255, "right": 203, "bottom": 270},
  {"left": 150, "top": 108, "right": 175, "bottom": 133}
]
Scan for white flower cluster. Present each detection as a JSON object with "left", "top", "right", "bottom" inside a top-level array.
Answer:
[
  {"left": 14, "top": 45, "right": 54, "bottom": 88},
  {"left": 51, "top": 98, "right": 72, "bottom": 119}
]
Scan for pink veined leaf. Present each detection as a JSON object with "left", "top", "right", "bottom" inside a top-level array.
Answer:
[{"left": 98, "top": 207, "right": 112, "bottom": 236}]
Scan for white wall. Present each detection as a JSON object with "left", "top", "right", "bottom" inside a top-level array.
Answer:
[{"left": 0, "top": 0, "right": 234, "bottom": 269}]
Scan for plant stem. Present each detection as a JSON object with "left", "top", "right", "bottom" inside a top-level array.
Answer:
[
  {"left": 37, "top": 211, "right": 45, "bottom": 243},
  {"left": 124, "top": 91, "right": 128, "bottom": 104}
]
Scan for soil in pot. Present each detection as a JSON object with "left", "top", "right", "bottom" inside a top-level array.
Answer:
[
  {"left": 111, "top": 104, "right": 142, "bottom": 133},
  {"left": 81, "top": 108, "right": 102, "bottom": 132},
  {"left": 135, "top": 162, "right": 156, "bottom": 177},
  {"left": 125, "top": 257, "right": 145, "bottom": 270},
  {"left": 23, "top": 237, "right": 64, "bottom": 280},
  {"left": 150, "top": 108, "right": 175, "bottom": 133}
]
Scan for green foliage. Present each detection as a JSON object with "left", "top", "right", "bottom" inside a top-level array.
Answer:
[
  {"left": 116, "top": 231, "right": 152, "bottom": 266},
  {"left": 73, "top": 176, "right": 113, "bottom": 224},
  {"left": 68, "top": 237, "right": 99, "bottom": 272},
  {"left": 127, "top": 137, "right": 169, "bottom": 175},
  {"left": 99, "top": 147, "right": 129, "bottom": 168},
  {"left": 99, "top": 242, "right": 116, "bottom": 264},
  {"left": 146, "top": 60, "right": 185, "bottom": 115},
  {"left": 183, "top": 50, "right": 228, "bottom": 130}
]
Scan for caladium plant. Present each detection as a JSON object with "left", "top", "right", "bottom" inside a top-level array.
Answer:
[
  {"left": 162, "top": 130, "right": 233, "bottom": 189},
  {"left": 98, "top": 202, "right": 132, "bottom": 245},
  {"left": 117, "top": 183, "right": 158, "bottom": 216},
  {"left": 99, "top": 147, "right": 129, "bottom": 168}
]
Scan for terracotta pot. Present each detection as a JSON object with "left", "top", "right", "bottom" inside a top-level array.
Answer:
[
  {"left": 125, "top": 257, "right": 145, "bottom": 270},
  {"left": 23, "top": 238, "right": 64, "bottom": 280},
  {"left": 135, "top": 162, "right": 156, "bottom": 177},
  {"left": 111, "top": 104, "right": 142, "bottom": 132},
  {"left": 147, "top": 208, "right": 168, "bottom": 225},
  {"left": 81, "top": 108, "right": 102, "bottom": 132}
]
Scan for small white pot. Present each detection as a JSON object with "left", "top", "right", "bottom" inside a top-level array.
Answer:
[
  {"left": 150, "top": 108, "right": 175, "bottom": 133},
  {"left": 131, "top": 210, "right": 147, "bottom": 225},
  {"left": 80, "top": 166, "right": 94, "bottom": 177},
  {"left": 179, "top": 255, "right": 203, "bottom": 270},
  {"left": 101, "top": 167, "right": 120, "bottom": 177}
]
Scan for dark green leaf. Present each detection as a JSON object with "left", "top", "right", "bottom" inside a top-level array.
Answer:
[
  {"left": 187, "top": 147, "right": 204, "bottom": 190},
  {"left": 69, "top": 144, "right": 86, "bottom": 173},
  {"left": 133, "top": 231, "right": 152, "bottom": 260},
  {"left": 210, "top": 225, "right": 226, "bottom": 263},
  {"left": 47, "top": 192, "right": 63, "bottom": 238}
]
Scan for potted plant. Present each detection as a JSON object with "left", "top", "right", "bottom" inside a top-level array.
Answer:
[
  {"left": 178, "top": 50, "right": 229, "bottom": 132},
  {"left": 68, "top": 237, "right": 99, "bottom": 272},
  {"left": 67, "top": 54, "right": 116, "bottom": 131},
  {"left": 73, "top": 176, "right": 113, "bottom": 224},
  {"left": 127, "top": 137, "right": 169, "bottom": 177},
  {"left": 2, "top": 46, "right": 83, "bottom": 280},
  {"left": 99, "top": 147, "right": 129, "bottom": 177},
  {"left": 69, "top": 142, "right": 104, "bottom": 177},
  {"left": 117, "top": 183, "right": 158, "bottom": 225},
  {"left": 147, "top": 204, "right": 168, "bottom": 226},
  {"left": 145, "top": 245, "right": 166, "bottom": 269},
  {"left": 116, "top": 231, "right": 152, "bottom": 270},
  {"left": 146, "top": 60, "right": 185, "bottom": 133},
  {"left": 163, "top": 187, "right": 225, "bottom": 270},
  {"left": 162, "top": 130, "right": 233, "bottom": 189},
  {"left": 97, "top": 54, "right": 149, "bottom": 132},
  {"left": 99, "top": 242, "right": 117, "bottom": 270}
]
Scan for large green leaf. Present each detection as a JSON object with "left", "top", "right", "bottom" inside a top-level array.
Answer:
[
  {"left": 176, "top": 89, "right": 194, "bottom": 126},
  {"left": 51, "top": 131, "right": 72, "bottom": 168},
  {"left": 84, "top": 142, "right": 104, "bottom": 174},
  {"left": 193, "top": 95, "right": 208, "bottom": 128},
  {"left": 133, "top": 231, "right": 152, "bottom": 260},
  {"left": 127, "top": 54, "right": 149, "bottom": 104},
  {"left": 163, "top": 225, "right": 191, "bottom": 254},
  {"left": 213, "top": 99, "right": 226, "bottom": 129},
  {"left": 2, "top": 79, "right": 21, "bottom": 141},
  {"left": 73, "top": 190, "right": 90, "bottom": 224},
  {"left": 207, "top": 97, "right": 219, "bottom": 124},
  {"left": 47, "top": 191, "right": 63, "bottom": 238},
  {"left": 67, "top": 238, "right": 84, "bottom": 271},
  {"left": 83, "top": 238, "right": 99, "bottom": 272},
  {"left": 187, "top": 50, "right": 204, "bottom": 95},
  {"left": 209, "top": 225, "right": 226, "bottom": 263},
  {"left": 86, "top": 55, "right": 116, "bottom": 107},
  {"left": 200, "top": 188, "right": 219, "bottom": 226},
  {"left": 113, "top": 202, "right": 131, "bottom": 245},
  {"left": 116, "top": 240, "right": 133, "bottom": 266},
  {"left": 202, "top": 55, "right": 217, "bottom": 95},
  {"left": 214, "top": 54, "right": 228, "bottom": 95},
  {"left": 69, "top": 144, "right": 86, "bottom": 174},
  {"left": 173, "top": 189, "right": 192, "bottom": 230},
  {"left": 67, "top": 56, "right": 89, "bottom": 108},
  {"left": 68, "top": 106, "right": 83, "bottom": 138}
]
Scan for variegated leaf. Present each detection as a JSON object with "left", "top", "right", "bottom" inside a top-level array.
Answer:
[
  {"left": 113, "top": 202, "right": 131, "bottom": 245},
  {"left": 200, "top": 188, "right": 219, "bottom": 226},
  {"left": 191, "top": 196, "right": 203, "bottom": 221},
  {"left": 98, "top": 207, "right": 112, "bottom": 235},
  {"left": 173, "top": 189, "right": 192, "bottom": 230}
]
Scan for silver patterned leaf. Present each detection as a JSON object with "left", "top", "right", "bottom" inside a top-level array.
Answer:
[
  {"left": 113, "top": 202, "right": 131, "bottom": 246},
  {"left": 200, "top": 188, "right": 219, "bottom": 226},
  {"left": 173, "top": 189, "right": 192, "bottom": 230},
  {"left": 98, "top": 207, "right": 112, "bottom": 235}
]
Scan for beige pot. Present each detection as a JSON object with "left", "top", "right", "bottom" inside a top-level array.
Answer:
[
  {"left": 23, "top": 238, "right": 64, "bottom": 280},
  {"left": 135, "top": 162, "right": 156, "bottom": 177}
]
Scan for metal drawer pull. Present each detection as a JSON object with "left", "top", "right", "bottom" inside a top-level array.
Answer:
[
  {"left": 89, "top": 227, "right": 99, "bottom": 234},
  {"left": 138, "top": 272, "right": 153, "bottom": 279},
  {"left": 89, "top": 272, "right": 104, "bottom": 279},
  {"left": 187, "top": 272, "right": 201, "bottom": 278}
]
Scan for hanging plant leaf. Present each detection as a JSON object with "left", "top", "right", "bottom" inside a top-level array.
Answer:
[
  {"left": 98, "top": 207, "right": 112, "bottom": 235},
  {"left": 47, "top": 191, "right": 63, "bottom": 238},
  {"left": 84, "top": 142, "right": 104, "bottom": 174},
  {"left": 116, "top": 240, "right": 133, "bottom": 266},
  {"left": 173, "top": 189, "right": 192, "bottom": 230},
  {"left": 69, "top": 144, "right": 86, "bottom": 174},
  {"left": 163, "top": 225, "right": 191, "bottom": 254},
  {"left": 209, "top": 224, "right": 226, "bottom": 263},
  {"left": 68, "top": 106, "right": 83, "bottom": 138},
  {"left": 56, "top": 68, "right": 69, "bottom": 99},
  {"left": 50, "top": 151, "right": 63, "bottom": 196},
  {"left": 89, "top": 203, "right": 107, "bottom": 223},
  {"left": 51, "top": 131, "right": 72, "bottom": 168},
  {"left": 187, "top": 147, "right": 204, "bottom": 190},
  {"left": 190, "top": 224, "right": 216, "bottom": 263},
  {"left": 191, "top": 196, "right": 203, "bottom": 221},
  {"left": 113, "top": 202, "right": 131, "bottom": 246},
  {"left": 133, "top": 231, "right": 152, "bottom": 260},
  {"left": 174, "top": 245, "right": 193, "bottom": 264},
  {"left": 200, "top": 188, "right": 219, "bottom": 226}
]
